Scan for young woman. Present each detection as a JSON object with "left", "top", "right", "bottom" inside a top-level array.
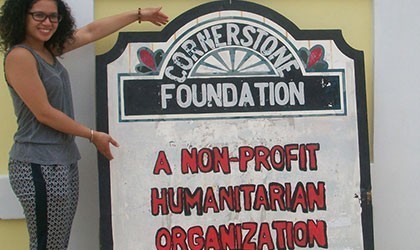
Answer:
[{"left": 0, "top": 0, "right": 168, "bottom": 249}]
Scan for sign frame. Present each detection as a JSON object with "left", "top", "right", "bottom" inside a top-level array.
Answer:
[{"left": 96, "top": 1, "right": 373, "bottom": 249}]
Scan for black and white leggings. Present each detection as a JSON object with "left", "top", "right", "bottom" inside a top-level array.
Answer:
[{"left": 8, "top": 159, "right": 79, "bottom": 250}]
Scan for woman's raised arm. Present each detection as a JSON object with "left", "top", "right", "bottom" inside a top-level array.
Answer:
[{"left": 62, "top": 7, "right": 169, "bottom": 53}]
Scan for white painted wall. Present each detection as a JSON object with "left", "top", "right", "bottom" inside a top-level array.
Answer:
[
  {"left": 59, "top": 1, "right": 98, "bottom": 249},
  {"left": 372, "top": 0, "right": 420, "bottom": 249},
  {"left": 0, "top": 176, "right": 23, "bottom": 219}
]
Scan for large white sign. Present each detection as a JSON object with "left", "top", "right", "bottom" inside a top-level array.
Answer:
[{"left": 97, "top": 1, "right": 373, "bottom": 249}]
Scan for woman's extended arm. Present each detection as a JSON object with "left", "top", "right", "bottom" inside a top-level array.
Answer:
[
  {"left": 5, "top": 48, "right": 119, "bottom": 160},
  {"left": 62, "top": 7, "right": 169, "bottom": 53}
]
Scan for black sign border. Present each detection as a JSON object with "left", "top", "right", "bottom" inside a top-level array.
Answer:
[{"left": 96, "top": 1, "right": 373, "bottom": 249}]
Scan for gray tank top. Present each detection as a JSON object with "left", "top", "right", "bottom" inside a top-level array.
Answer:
[{"left": 6, "top": 45, "right": 81, "bottom": 165}]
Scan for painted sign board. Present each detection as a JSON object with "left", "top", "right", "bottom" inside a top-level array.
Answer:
[{"left": 96, "top": 1, "right": 373, "bottom": 249}]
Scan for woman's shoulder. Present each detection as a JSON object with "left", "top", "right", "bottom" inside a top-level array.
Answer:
[
  {"left": 4, "top": 46, "right": 38, "bottom": 74},
  {"left": 6, "top": 45, "right": 35, "bottom": 57},
  {"left": 5, "top": 46, "right": 37, "bottom": 64}
]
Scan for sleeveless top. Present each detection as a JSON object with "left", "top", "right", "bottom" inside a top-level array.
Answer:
[{"left": 5, "top": 44, "right": 81, "bottom": 165}]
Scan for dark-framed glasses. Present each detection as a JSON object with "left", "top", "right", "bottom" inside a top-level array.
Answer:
[{"left": 28, "top": 12, "right": 62, "bottom": 23}]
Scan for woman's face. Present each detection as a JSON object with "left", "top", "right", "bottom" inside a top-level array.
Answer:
[{"left": 25, "top": 0, "right": 59, "bottom": 46}]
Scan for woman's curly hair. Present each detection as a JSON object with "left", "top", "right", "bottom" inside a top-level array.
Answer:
[{"left": 0, "top": 0, "right": 76, "bottom": 55}]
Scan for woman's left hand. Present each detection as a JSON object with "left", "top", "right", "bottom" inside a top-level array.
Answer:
[
  {"left": 92, "top": 131, "right": 120, "bottom": 161},
  {"left": 140, "top": 7, "right": 169, "bottom": 26}
]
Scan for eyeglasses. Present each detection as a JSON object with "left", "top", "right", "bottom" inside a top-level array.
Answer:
[{"left": 28, "top": 12, "right": 62, "bottom": 23}]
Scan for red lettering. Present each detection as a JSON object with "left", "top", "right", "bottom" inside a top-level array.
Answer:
[
  {"left": 181, "top": 143, "right": 319, "bottom": 174},
  {"left": 151, "top": 188, "right": 169, "bottom": 215},
  {"left": 213, "top": 147, "right": 231, "bottom": 174},
  {"left": 272, "top": 221, "right": 287, "bottom": 249},
  {"left": 205, "top": 226, "right": 221, "bottom": 249},
  {"left": 239, "top": 146, "right": 254, "bottom": 172},
  {"left": 242, "top": 222, "right": 258, "bottom": 249},
  {"left": 188, "top": 226, "right": 204, "bottom": 250},
  {"left": 184, "top": 188, "right": 203, "bottom": 216},
  {"left": 240, "top": 184, "right": 256, "bottom": 210},
  {"left": 168, "top": 187, "right": 183, "bottom": 214},
  {"left": 308, "top": 220, "right": 328, "bottom": 248},
  {"left": 219, "top": 186, "right": 235, "bottom": 211},
  {"left": 269, "top": 183, "right": 286, "bottom": 211},
  {"left": 203, "top": 187, "right": 220, "bottom": 213},
  {"left": 285, "top": 144, "right": 298, "bottom": 171},
  {"left": 255, "top": 146, "right": 271, "bottom": 171},
  {"left": 154, "top": 151, "right": 172, "bottom": 175},
  {"left": 235, "top": 223, "right": 243, "bottom": 249},
  {"left": 258, "top": 222, "right": 275, "bottom": 250},
  {"left": 299, "top": 144, "right": 308, "bottom": 171},
  {"left": 307, "top": 182, "right": 326, "bottom": 211},
  {"left": 254, "top": 184, "right": 270, "bottom": 210},
  {"left": 234, "top": 186, "right": 242, "bottom": 212},
  {"left": 155, "top": 228, "right": 171, "bottom": 250},
  {"left": 197, "top": 148, "right": 213, "bottom": 173},
  {"left": 291, "top": 182, "right": 308, "bottom": 213},
  {"left": 181, "top": 147, "right": 232, "bottom": 174},
  {"left": 156, "top": 220, "right": 328, "bottom": 249},
  {"left": 286, "top": 221, "right": 294, "bottom": 249},
  {"left": 172, "top": 226, "right": 188, "bottom": 250},
  {"left": 219, "top": 223, "right": 236, "bottom": 250},
  {"left": 294, "top": 221, "right": 308, "bottom": 247},
  {"left": 181, "top": 148, "right": 198, "bottom": 174},
  {"left": 270, "top": 145, "right": 285, "bottom": 170},
  {"left": 285, "top": 183, "right": 292, "bottom": 211},
  {"left": 307, "top": 143, "right": 320, "bottom": 170}
]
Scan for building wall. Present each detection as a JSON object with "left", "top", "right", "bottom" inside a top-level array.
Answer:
[
  {"left": 372, "top": 0, "right": 420, "bottom": 249},
  {"left": 0, "top": 1, "right": 374, "bottom": 249}
]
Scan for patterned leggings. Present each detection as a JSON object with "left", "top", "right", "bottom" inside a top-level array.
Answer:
[{"left": 8, "top": 159, "right": 79, "bottom": 250}]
